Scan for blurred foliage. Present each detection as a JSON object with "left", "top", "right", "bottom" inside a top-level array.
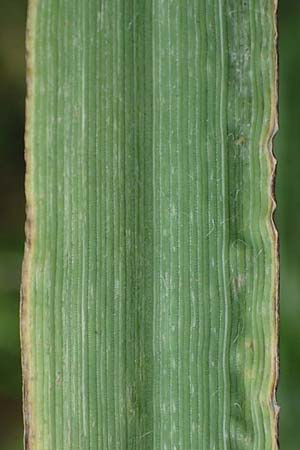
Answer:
[
  {"left": 0, "top": 0, "right": 299, "bottom": 448},
  {"left": 276, "top": 2, "right": 300, "bottom": 449},
  {"left": 0, "top": 0, "right": 26, "bottom": 448}
]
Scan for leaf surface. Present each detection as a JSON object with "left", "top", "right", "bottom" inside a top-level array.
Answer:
[{"left": 22, "top": 1, "right": 278, "bottom": 449}]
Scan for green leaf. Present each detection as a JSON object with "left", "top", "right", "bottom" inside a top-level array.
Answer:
[{"left": 22, "top": 1, "right": 279, "bottom": 449}]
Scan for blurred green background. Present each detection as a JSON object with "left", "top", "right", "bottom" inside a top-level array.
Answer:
[
  {"left": 0, "top": 1, "right": 26, "bottom": 449},
  {"left": 0, "top": 1, "right": 299, "bottom": 448},
  {"left": 276, "top": 2, "right": 300, "bottom": 449}
]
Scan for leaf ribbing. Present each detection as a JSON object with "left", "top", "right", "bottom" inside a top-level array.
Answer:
[{"left": 22, "top": 1, "right": 278, "bottom": 449}]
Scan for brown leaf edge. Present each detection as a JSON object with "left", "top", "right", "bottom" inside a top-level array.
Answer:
[
  {"left": 267, "top": 0, "right": 280, "bottom": 448},
  {"left": 20, "top": 0, "right": 37, "bottom": 449}
]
